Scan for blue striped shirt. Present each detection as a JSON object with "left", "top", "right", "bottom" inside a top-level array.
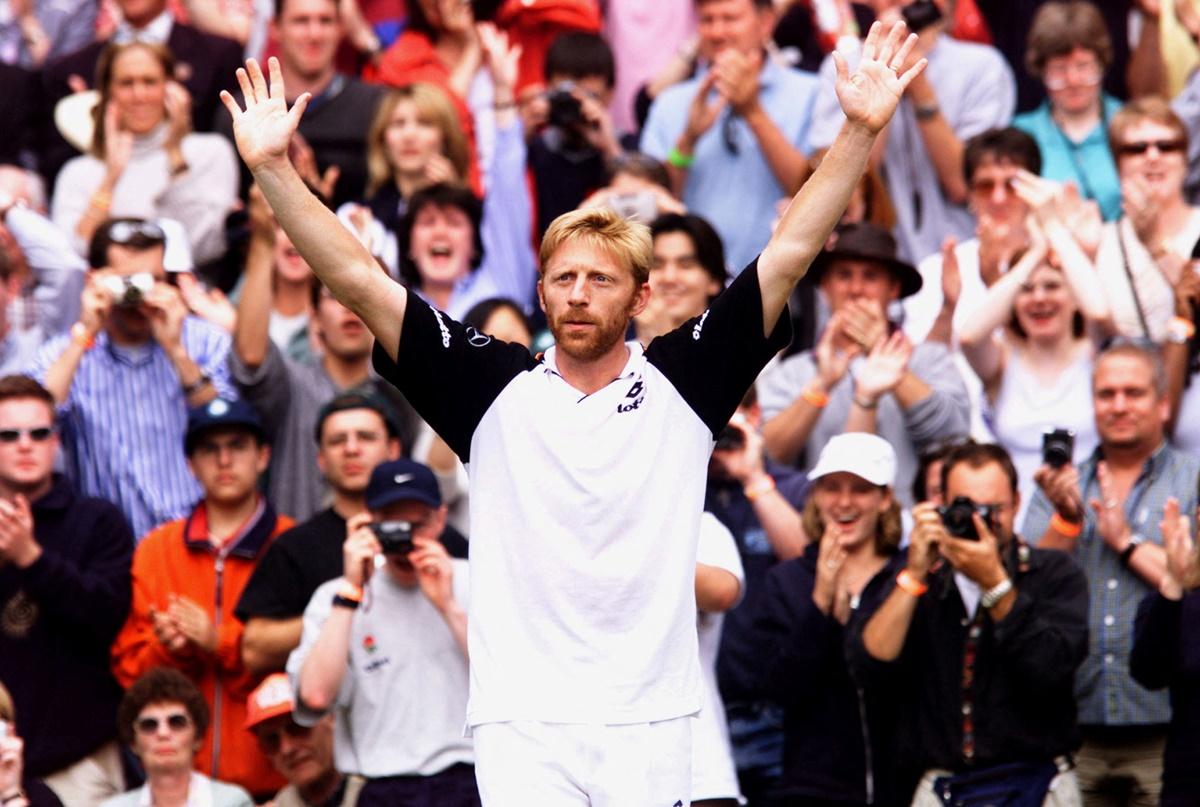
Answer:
[
  {"left": 28, "top": 317, "right": 237, "bottom": 539},
  {"left": 1022, "top": 443, "right": 1200, "bottom": 726}
]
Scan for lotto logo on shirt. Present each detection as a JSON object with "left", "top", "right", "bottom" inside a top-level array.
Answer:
[{"left": 618, "top": 380, "right": 644, "bottom": 413}]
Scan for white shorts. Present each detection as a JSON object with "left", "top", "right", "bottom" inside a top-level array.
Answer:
[{"left": 473, "top": 717, "right": 693, "bottom": 806}]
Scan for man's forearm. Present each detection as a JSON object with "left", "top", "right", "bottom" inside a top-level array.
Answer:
[
  {"left": 761, "top": 394, "right": 824, "bottom": 465},
  {"left": 43, "top": 340, "right": 88, "bottom": 404},
  {"left": 862, "top": 586, "right": 918, "bottom": 661},
  {"left": 241, "top": 616, "right": 303, "bottom": 674},
  {"left": 439, "top": 602, "right": 469, "bottom": 659},
  {"left": 165, "top": 346, "right": 218, "bottom": 406},
  {"left": 744, "top": 102, "right": 811, "bottom": 194},
  {"left": 914, "top": 110, "right": 967, "bottom": 204},
  {"left": 297, "top": 604, "right": 354, "bottom": 712},
  {"left": 234, "top": 236, "right": 275, "bottom": 369},
  {"left": 745, "top": 476, "right": 807, "bottom": 560}
]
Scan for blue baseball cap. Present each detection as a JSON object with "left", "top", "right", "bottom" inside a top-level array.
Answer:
[
  {"left": 184, "top": 398, "right": 266, "bottom": 455},
  {"left": 365, "top": 459, "right": 442, "bottom": 511}
]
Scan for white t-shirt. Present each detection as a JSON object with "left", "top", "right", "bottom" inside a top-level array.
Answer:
[
  {"left": 373, "top": 264, "right": 789, "bottom": 727},
  {"left": 268, "top": 309, "right": 309, "bottom": 355},
  {"left": 288, "top": 561, "right": 473, "bottom": 777}
]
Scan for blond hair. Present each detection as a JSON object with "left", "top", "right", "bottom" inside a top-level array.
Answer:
[
  {"left": 0, "top": 680, "right": 14, "bottom": 722},
  {"left": 365, "top": 84, "right": 470, "bottom": 197},
  {"left": 539, "top": 207, "right": 653, "bottom": 286}
]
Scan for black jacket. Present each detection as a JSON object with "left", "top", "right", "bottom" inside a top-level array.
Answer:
[{"left": 0, "top": 475, "right": 134, "bottom": 775}]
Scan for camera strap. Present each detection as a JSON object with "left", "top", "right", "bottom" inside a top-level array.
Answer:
[{"left": 1115, "top": 220, "right": 1153, "bottom": 339}]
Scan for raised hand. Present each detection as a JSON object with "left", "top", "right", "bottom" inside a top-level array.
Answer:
[
  {"left": 812, "top": 526, "right": 849, "bottom": 619},
  {"left": 1089, "top": 461, "right": 1131, "bottom": 553},
  {"left": 412, "top": 537, "right": 456, "bottom": 614},
  {"left": 682, "top": 72, "right": 726, "bottom": 150},
  {"left": 478, "top": 22, "right": 521, "bottom": 96},
  {"left": 1159, "top": 498, "right": 1200, "bottom": 599},
  {"left": 220, "top": 58, "right": 311, "bottom": 173},
  {"left": 854, "top": 330, "right": 912, "bottom": 403},
  {"left": 940, "top": 236, "right": 961, "bottom": 310},
  {"left": 833, "top": 20, "right": 926, "bottom": 134},
  {"left": 814, "top": 313, "right": 859, "bottom": 389}
]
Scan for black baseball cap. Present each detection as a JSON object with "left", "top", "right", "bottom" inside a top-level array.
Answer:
[
  {"left": 365, "top": 459, "right": 442, "bottom": 511},
  {"left": 313, "top": 390, "right": 400, "bottom": 444},
  {"left": 185, "top": 398, "right": 266, "bottom": 455}
]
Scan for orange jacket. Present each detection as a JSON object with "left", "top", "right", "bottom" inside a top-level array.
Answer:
[{"left": 111, "top": 499, "right": 293, "bottom": 797}]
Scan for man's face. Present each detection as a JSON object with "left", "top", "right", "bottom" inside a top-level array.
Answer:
[
  {"left": 116, "top": 0, "right": 168, "bottom": 28},
  {"left": 1093, "top": 353, "right": 1169, "bottom": 452},
  {"left": 811, "top": 471, "right": 892, "bottom": 549},
  {"left": 696, "top": 0, "right": 773, "bottom": 61},
  {"left": 372, "top": 498, "right": 446, "bottom": 582},
  {"left": 944, "top": 460, "right": 1018, "bottom": 548},
  {"left": 649, "top": 231, "right": 721, "bottom": 327},
  {"left": 819, "top": 258, "right": 900, "bottom": 314},
  {"left": 273, "top": 228, "right": 313, "bottom": 286},
  {"left": 409, "top": 204, "right": 475, "bottom": 288},
  {"left": 272, "top": 0, "right": 341, "bottom": 81},
  {"left": 0, "top": 398, "right": 58, "bottom": 495},
  {"left": 312, "top": 288, "right": 373, "bottom": 361},
  {"left": 538, "top": 242, "right": 649, "bottom": 363},
  {"left": 187, "top": 428, "right": 269, "bottom": 507},
  {"left": 254, "top": 714, "right": 335, "bottom": 789},
  {"left": 316, "top": 409, "right": 401, "bottom": 495},
  {"left": 100, "top": 243, "right": 167, "bottom": 342},
  {"left": 969, "top": 157, "right": 1027, "bottom": 226}
]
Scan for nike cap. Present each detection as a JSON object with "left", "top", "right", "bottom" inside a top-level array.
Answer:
[{"left": 365, "top": 459, "right": 442, "bottom": 511}]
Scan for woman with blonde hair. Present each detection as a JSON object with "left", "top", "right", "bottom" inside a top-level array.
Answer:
[{"left": 0, "top": 682, "right": 64, "bottom": 807}]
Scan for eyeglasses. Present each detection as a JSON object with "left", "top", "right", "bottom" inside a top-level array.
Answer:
[
  {"left": 0, "top": 427, "right": 55, "bottom": 443},
  {"left": 1042, "top": 60, "right": 1103, "bottom": 91},
  {"left": 134, "top": 712, "right": 191, "bottom": 735},
  {"left": 1117, "top": 139, "right": 1186, "bottom": 157},
  {"left": 255, "top": 719, "right": 312, "bottom": 754},
  {"left": 108, "top": 220, "right": 166, "bottom": 246},
  {"left": 969, "top": 176, "right": 1015, "bottom": 196}
]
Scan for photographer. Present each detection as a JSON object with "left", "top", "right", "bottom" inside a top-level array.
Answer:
[
  {"left": 853, "top": 441, "right": 1088, "bottom": 804},
  {"left": 290, "top": 458, "right": 475, "bottom": 806}
]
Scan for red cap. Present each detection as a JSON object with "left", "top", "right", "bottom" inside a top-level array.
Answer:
[{"left": 244, "top": 673, "right": 294, "bottom": 730}]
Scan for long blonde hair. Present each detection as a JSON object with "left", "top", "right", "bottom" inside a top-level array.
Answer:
[
  {"left": 365, "top": 83, "right": 470, "bottom": 197},
  {"left": 800, "top": 494, "right": 903, "bottom": 556}
]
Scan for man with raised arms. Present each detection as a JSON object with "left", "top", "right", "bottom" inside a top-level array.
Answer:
[{"left": 219, "top": 24, "right": 924, "bottom": 804}]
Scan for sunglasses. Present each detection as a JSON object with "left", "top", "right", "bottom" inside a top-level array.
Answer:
[
  {"left": 255, "top": 719, "right": 312, "bottom": 754},
  {"left": 135, "top": 712, "right": 191, "bottom": 735},
  {"left": 0, "top": 427, "right": 55, "bottom": 443},
  {"left": 108, "top": 220, "right": 166, "bottom": 246},
  {"left": 970, "top": 176, "right": 1015, "bottom": 195},
  {"left": 1117, "top": 139, "right": 1186, "bottom": 157}
]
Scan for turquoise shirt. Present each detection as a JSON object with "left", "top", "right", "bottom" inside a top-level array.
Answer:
[{"left": 1014, "top": 95, "right": 1123, "bottom": 221}]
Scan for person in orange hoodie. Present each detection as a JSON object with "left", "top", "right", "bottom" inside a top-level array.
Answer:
[{"left": 111, "top": 397, "right": 294, "bottom": 799}]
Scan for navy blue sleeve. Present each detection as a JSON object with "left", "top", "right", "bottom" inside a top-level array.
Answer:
[
  {"left": 372, "top": 291, "right": 540, "bottom": 461},
  {"left": 644, "top": 259, "right": 793, "bottom": 436}
]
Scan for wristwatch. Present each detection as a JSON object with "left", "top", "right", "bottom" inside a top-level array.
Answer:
[
  {"left": 1120, "top": 533, "right": 1145, "bottom": 567},
  {"left": 980, "top": 577, "right": 1013, "bottom": 609},
  {"left": 914, "top": 102, "right": 940, "bottom": 121}
]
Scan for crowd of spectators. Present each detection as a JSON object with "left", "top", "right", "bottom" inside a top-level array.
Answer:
[{"left": 4, "top": 0, "right": 1200, "bottom": 805}]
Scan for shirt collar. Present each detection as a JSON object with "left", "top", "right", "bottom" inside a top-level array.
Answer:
[
  {"left": 1085, "top": 441, "right": 1170, "bottom": 478},
  {"left": 183, "top": 497, "right": 277, "bottom": 559},
  {"left": 113, "top": 10, "right": 173, "bottom": 45},
  {"left": 136, "top": 773, "right": 212, "bottom": 807},
  {"left": 541, "top": 340, "right": 643, "bottom": 384}
]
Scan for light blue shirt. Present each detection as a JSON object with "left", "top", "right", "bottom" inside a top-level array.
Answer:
[
  {"left": 1014, "top": 95, "right": 1123, "bottom": 221},
  {"left": 641, "top": 57, "right": 820, "bottom": 273}
]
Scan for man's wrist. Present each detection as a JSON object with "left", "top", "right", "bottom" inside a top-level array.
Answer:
[
  {"left": 11, "top": 542, "right": 42, "bottom": 570},
  {"left": 852, "top": 388, "right": 880, "bottom": 409}
]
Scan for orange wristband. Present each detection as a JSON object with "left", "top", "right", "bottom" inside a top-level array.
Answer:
[
  {"left": 896, "top": 569, "right": 928, "bottom": 597},
  {"left": 801, "top": 385, "right": 829, "bottom": 408},
  {"left": 336, "top": 582, "right": 363, "bottom": 602},
  {"left": 1050, "top": 512, "right": 1082, "bottom": 538},
  {"left": 1170, "top": 316, "right": 1196, "bottom": 338}
]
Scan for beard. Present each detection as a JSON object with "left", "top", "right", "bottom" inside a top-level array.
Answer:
[{"left": 547, "top": 306, "right": 631, "bottom": 362}]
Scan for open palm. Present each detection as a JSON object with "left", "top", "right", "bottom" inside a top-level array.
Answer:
[
  {"left": 220, "top": 58, "right": 310, "bottom": 172},
  {"left": 834, "top": 21, "right": 926, "bottom": 134}
]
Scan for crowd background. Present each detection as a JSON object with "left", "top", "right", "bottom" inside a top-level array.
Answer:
[{"left": 3, "top": 0, "right": 1200, "bottom": 805}]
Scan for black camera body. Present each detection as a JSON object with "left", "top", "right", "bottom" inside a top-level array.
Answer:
[
  {"left": 938, "top": 496, "right": 994, "bottom": 541},
  {"left": 371, "top": 520, "right": 414, "bottom": 556},
  {"left": 902, "top": 0, "right": 943, "bottom": 32},
  {"left": 714, "top": 425, "right": 745, "bottom": 452},
  {"left": 1042, "top": 428, "right": 1075, "bottom": 469},
  {"left": 547, "top": 85, "right": 584, "bottom": 130}
]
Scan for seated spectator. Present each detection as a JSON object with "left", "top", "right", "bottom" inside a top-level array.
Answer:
[
  {"left": 110, "top": 398, "right": 291, "bottom": 797},
  {"left": 755, "top": 433, "right": 905, "bottom": 806},
  {"left": 1163, "top": 266, "right": 1200, "bottom": 453},
  {"left": 805, "top": 0, "right": 1015, "bottom": 262},
  {"left": 1167, "top": 0, "right": 1200, "bottom": 202},
  {"left": 641, "top": 0, "right": 820, "bottom": 271},
  {"left": 28, "top": 218, "right": 237, "bottom": 537},
  {"left": 577, "top": 152, "right": 687, "bottom": 225},
  {"left": 244, "top": 674, "right": 364, "bottom": 807},
  {"left": 0, "top": 376, "right": 133, "bottom": 806},
  {"left": 177, "top": 0, "right": 273, "bottom": 60},
  {"left": 102, "top": 668, "right": 253, "bottom": 807},
  {"left": 0, "top": 0, "right": 94, "bottom": 69},
  {"left": 462, "top": 298, "right": 533, "bottom": 348},
  {"left": 235, "top": 393, "right": 406, "bottom": 675},
  {"left": 854, "top": 441, "right": 1088, "bottom": 803},
  {"left": 633, "top": 212, "right": 727, "bottom": 344},
  {"left": 1130, "top": 496, "right": 1200, "bottom": 807},
  {"left": 1014, "top": 1, "right": 1122, "bottom": 221},
  {"left": 0, "top": 682, "right": 64, "bottom": 807},
  {"left": 50, "top": 42, "right": 239, "bottom": 266},
  {"left": 957, "top": 175, "right": 1110, "bottom": 523},
  {"left": 291, "top": 460, "right": 476, "bottom": 805},
  {"left": 759, "top": 223, "right": 969, "bottom": 505},
  {"left": 1093, "top": 97, "right": 1200, "bottom": 342}
]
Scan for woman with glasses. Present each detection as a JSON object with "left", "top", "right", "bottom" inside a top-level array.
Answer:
[
  {"left": 1014, "top": 1, "right": 1121, "bottom": 221},
  {"left": 100, "top": 668, "right": 252, "bottom": 807}
]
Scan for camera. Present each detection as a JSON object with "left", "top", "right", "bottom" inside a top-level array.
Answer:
[
  {"left": 902, "top": 0, "right": 943, "bottom": 32},
  {"left": 547, "top": 84, "right": 584, "bottom": 130},
  {"left": 1042, "top": 428, "right": 1075, "bottom": 469},
  {"left": 714, "top": 425, "right": 745, "bottom": 452},
  {"left": 937, "top": 496, "right": 994, "bottom": 541},
  {"left": 371, "top": 520, "right": 414, "bottom": 556},
  {"left": 607, "top": 191, "right": 658, "bottom": 222},
  {"left": 100, "top": 273, "right": 155, "bottom": 307}
]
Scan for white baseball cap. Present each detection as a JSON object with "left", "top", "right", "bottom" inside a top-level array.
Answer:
[{"left": 807, "top": 433, "right": 897, "bottom": 487}]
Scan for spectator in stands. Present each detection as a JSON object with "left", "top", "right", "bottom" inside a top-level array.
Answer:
[
  {"left": 0, "top": 0, "right": 94, "bottom": 69},
  {"left": 1023, "top": 340, "right": 1199, "bottom": 806},
  {"left": 244, "top": 674, "right": 364, "bottom": 807},
  {"left": 576, "top": 152, "right": 687, "bottom": 225},
  {"left": 0, "top": 376, "right": 133, "bottom": 806},
  {"left": 111, "top": 397, "right": 290, "bottom": 797},
  {"left": 462, "top": 298, "right": 533, "bottom": 348},
  {"left": 50, "top": 42, "right": 239, "bottom": 266},
  {"left": 1131, "top": 496, "right": 1200, "bottom": 807},
  {"left": 756, "top": 433, "right": 905, "bottom": 806},
  {"left": 102, "top": 669, "right": 252, "bottom": 807},
  {"left": 633, "top": 213, "right": 726, "bottom": 344},
  {"left": 1094, "top": 98, "right": 1200, "bottom": 343},
  {"left": 759, "top": 222, "right": 969, "bottom": 505},
  {"left": 1163, "top": 265, "right": 1200, "bottom": 453},
  {"left": 641, "top": 0, "right": 820, "bottom": 271},
  {"left": 291, "top": 459, "right": 476, "bottom": 805},
  {"left": 29, "top": 217, "right": 236, "bottom": 538},
  {"left": 856, "top": 441, "right": 1088, "bottom": 803},
  {"left": 0, "top": 681, "right": 63, "bottom": 807},
  {"left": 806, "top": 0, "right": 1015, "bottom": 261},
  {"left": 956, "top": 173, "right": 1110, "bottom": 522},
  {"left": 1014, "top": 2, "right": 1122, "bottom": 221},
  {"left": 235, "top": 393, "right": 405, "bottom": 674},
  {"left": 1167, "top": 0, "right": 1200, "bottom": 203}
]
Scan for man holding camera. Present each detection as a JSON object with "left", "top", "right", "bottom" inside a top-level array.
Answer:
[
  {"left": 1022, "top": 341, "right": 1200, "bottom": 806},
  {"left": 290, "top": 458, "right": 474, "bottom": 806},
  {"left": 853, "top": 441, "right": 1088, "bottom": 804}
]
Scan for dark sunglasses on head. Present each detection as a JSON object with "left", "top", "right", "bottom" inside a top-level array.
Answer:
[
  {"left": 255, "top": 719, "right": 313, "bottom": 754},
  {"left": 0, "top": 427, "right": 55, "bottom": 443},
  {"left": 135, "top": 712, "right": 191, "bottom": 734},
  {"left": 108, "top": 220, "right": 166, "bottom": 246},
  {"left": 970, "top": 176, "right": 1015, "bottom": 195},
  {"left": 1117, "top": 139, "right": 1186, "bottom": 157}
]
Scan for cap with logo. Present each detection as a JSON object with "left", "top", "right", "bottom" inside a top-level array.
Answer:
[
  {"left": 365, "top": 459, "right": 442, "bottom": 511},
  {"left": 244, "top": 673, "right": 294, "bottom": 730},
  {"left": 184, "top": 398, "right": 266, "bottom": 455},
  {"left": 807, "top": 433, "right": 897, "bottom": 487}
]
